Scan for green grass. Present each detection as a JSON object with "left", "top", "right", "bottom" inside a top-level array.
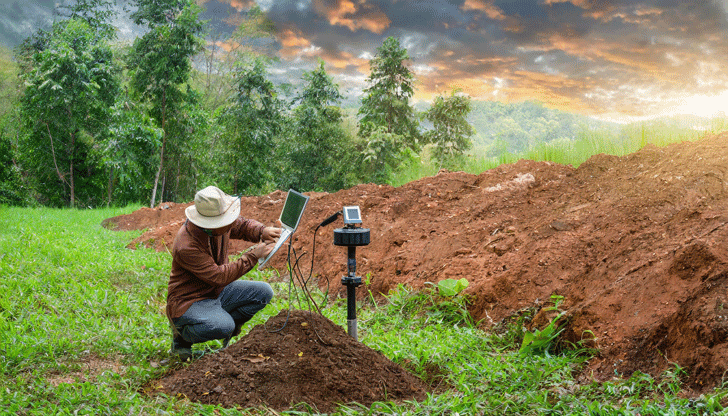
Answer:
[
  {"left": 2, "top": 206, "right": 728, "bottom": 415},
  {"left": 392, "top": 120, "right": 727, "bottom": 187}
]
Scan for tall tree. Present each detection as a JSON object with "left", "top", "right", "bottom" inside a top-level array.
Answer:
[
  {"left": 55, "top": 0, "right": 117, "bottom": 41},
  {"left": 0, "top": 46, "right": 25, "bottom": 205},
  {"left": 19, "top": 18, "right": 119, "bottom": 207},
  {"left": 214, "top": 59, "right": 283, "bottom": 195},
  {"left": 196, "top": 5, "right": 277, "bottom": 113},
  {"left": 358, "top": 36, "right": 420, "bottom": 182},
  {"left": 127, "top": 0, "right": 204, "bottom": 207},
  {"left": 281, "top": 61, "right": 354, "bottom": 191},
  {"left": 103, "top": 93, "right": 163, "bottom": 206},
  {"left": 425, "top": 90, "right": 476, "bottom": 169}
]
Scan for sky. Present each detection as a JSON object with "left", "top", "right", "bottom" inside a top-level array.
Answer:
[{"left": 2, "top": 0, "right": 728, "bottom": 122}]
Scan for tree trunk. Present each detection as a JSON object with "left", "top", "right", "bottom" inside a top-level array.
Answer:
[
  {"left": 150, "top": 88, "right": 168, "bottom": 208},
  {"left": 175, "top": 157, "right": 181, "bottom": 200},
  {"left": 160, "top": 174, "right": 166, "bottom": 204},
  {"left": 150, "top": 139, "right": 165, "bottom": 208},
  {"left": 107, "top": 166, "right": 115, "bottom": 207},
  {"left": 46, "top": 121, "right": 72, "bottom": 206},
  {"left": 69, "top": 131, "right": 75, "bottom": 208}
]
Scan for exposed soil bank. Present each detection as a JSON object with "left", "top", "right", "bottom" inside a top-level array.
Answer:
[{"left": 108, "top": 133, "right": 728, "bottom": 407}]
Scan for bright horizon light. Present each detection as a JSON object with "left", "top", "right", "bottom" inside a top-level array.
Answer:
[{"left": 672, "top": 90, "right": 728, "bottom": 119}]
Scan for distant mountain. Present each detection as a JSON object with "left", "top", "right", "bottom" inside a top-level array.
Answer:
[{"left": 466, "top": 100, "right": 615, "bottom": 155}]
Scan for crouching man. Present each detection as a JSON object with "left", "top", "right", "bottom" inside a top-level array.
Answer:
[{"left": 166, "top": 186, "right": 281, "bottom": 361}]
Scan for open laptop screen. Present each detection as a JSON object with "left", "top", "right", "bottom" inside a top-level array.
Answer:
[
  {"left": 280, "top": 190, "right": 308, "bottom": 229},
  {"left": 258, "top": 189, "right": 309, "bottom": 268}
]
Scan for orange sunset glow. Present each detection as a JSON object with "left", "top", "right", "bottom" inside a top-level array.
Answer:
[
  {"left": 4, "top": 1, "right": 726, "bottom": 121},
  {"left": 193, "top": 0, "right": 728, "bottom": 121}
]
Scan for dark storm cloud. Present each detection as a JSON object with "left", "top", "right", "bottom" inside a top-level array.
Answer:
[
  {"left": 0, "top": 0, "right": 56, "bottom": 48},
  {"left": 255, "top": 0, "right": 728, "bottom": 117},
  {"left": 5, "top": 0, "right": 728, "bottom": 117},
  {"left": 0, "top": 0, "right": 143, "bottom": 48}
]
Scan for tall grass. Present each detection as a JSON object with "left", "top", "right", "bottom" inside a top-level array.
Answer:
[
  {"left": 392, "top": 120, "right": 727, "bottom": 186},
  {"left": 1, "top": 206, "right": 727, "bottom": 414}
]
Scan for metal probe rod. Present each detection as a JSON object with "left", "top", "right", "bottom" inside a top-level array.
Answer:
[{"left": 346, "top": 246, "right": 359, "bottom": 340}]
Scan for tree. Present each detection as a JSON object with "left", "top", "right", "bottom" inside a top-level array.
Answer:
[
  {"left": 214, "top": 59, "right": 283, "bottom": 195},
  {"left": 19, "top": 18, "right": 119, "bottom": 207},
  {"left": 0, "top": 128, "right": 25, "bottom": 206},
  {"left": 360, "top": 125, "right": 410, "bottom": 184},
  {"left": 55, "top": 0, "right": 117, "bottom": 41},
  {"left": 0, "top": 46, "right": 26, "bottom": 205},
  {"left": 358, "top": 36, "right": 420, "bottom": 182},
  {"left": 425, "top": 90, "right": 476, "bottom": 169},
  {"left": 280, "top": 61, "right": 354, "bottom": 191},
  {"left": 127, "top": 0, "right": 204, "bottom": 207},
  {"left": 103, "top": 93, "right": 163, "bottom": 206},
  {"left": 195, "top": 5, "right": 277, "bottom": 113}
]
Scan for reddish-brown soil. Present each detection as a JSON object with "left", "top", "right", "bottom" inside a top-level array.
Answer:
[
  {"left": 150, "top": 309, "right": 428, "bottom": 412},
  {"left": 106, "top": 132, "right": 728, "bottom": 406}
]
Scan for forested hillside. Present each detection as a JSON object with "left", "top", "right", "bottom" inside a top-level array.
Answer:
[
  {"left": 0, "top": 0, "right": 725, "bottom": 208},
  {"left": 468, "top": 100, "right": 610, "bottom": 154},
  {"left": 0, "top": 1, "right": 480, "bottom": 207},
  {"left": 465, "top": 100, "right": 724, "bottom": 156}
]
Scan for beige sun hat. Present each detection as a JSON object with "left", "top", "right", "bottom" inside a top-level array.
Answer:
[{"left": 185, "top": 186, "right": 241, "bottom": 229}]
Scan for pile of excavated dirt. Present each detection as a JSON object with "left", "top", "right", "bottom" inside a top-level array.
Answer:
[
  {"left": 105, "top": 132, "right": 728, "bottom": 396},
  {"left": 149, "top": 310, "right": 428, "bottom": 412}
]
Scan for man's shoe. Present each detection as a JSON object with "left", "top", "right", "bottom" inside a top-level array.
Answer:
[{"left": 171, "top": 334, "right": 200, "bottom": 361}]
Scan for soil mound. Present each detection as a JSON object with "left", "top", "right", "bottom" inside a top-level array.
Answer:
[
  {"left": 151, "top": 309, "right": 428, "bottom": 412},
  {"left": 108, "top": 132, "right": 728, "bottom": 391}
]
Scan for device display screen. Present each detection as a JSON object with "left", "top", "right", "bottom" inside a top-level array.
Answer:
[
  {"left": 344, "top": 206, "right": 362, "bottom": 224},
  {"left": 280, "top": 191, "right": 308, "bottom": 228}
]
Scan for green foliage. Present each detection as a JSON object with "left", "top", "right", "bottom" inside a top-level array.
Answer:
[
  {"left": 103, "top": 95, "right": 163, "bottom": 206},
  {"left": 359, "top": 125, "right": 423, "bottom": 184},
  {"left": 519, "top": 295, "right": 567, "bottom": 356},
  {"left": 19, "top": 18, "right": 120, "bottom": 208},
  {"left": 213, "top": 59, "right": 283, "bottom": 195},
  {"left": 128, "top": 0, "right": 205, "bottom": 206},
  {"left": 436, "top": 277, "right": 469, "bottom": 297},
  {"left": 425, "top": 89, "right": 476, "bottom": 169},
  {"left": 279, "top": 61, "right": 356, "bottom": 192},
  {"left": 1, "top": 208, "right": 725, "bottom": 414},
  {"left": 468, "top": 100, "right": 591, "bottom": 155},
  {"left": 358, "top": 37, "right": 421, "bottom": 183},
  {"left": 0, "top": 45, "right": 19, "bottom": 116},
  {"left": 54, "top": 0, "right": 118, "bottom": 41},
  {"left": 160, "top": 93, "right": 211, "bottom": 202},
  {"left": 385, "top": 283, "right": 475, "bottom": 327},
  {"left": 194, "top": 5, "right": 278, "bottom": 113},
  {"left": 0, "top": 46, "right": 26, "bottom": 205},
  {"left": 0, "top": 131, "right": 25, "bottom": 206}
]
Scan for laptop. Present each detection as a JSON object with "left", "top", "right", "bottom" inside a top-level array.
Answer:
[{"left": 257, "top": 189, "right": 309, "bottom": 268}]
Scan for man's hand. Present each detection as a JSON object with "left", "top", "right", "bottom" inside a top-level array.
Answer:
[
  {"left": 251, "top": 242, "right": 275, "bottom": 260},
  {"left": 261, "top": 226, "right": 282, "bottom": 244}
]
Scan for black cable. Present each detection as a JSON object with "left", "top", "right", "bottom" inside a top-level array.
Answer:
[
  {"left": 264, "top": 232, "right": 317, "bottom": 333},
  {"left": 264, "top": 210, "right": 343, "bottom": 341},
  {"left": 288, "top": 240, "right": 331, "bottom": 345}
]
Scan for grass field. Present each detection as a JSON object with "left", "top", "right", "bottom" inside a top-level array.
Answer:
[
  {"left": 2, "top": 124, "right": 728, "bottom": 414},
  {"left": 392, "top": 119, "right": 728, "bottom": 187},
  {"left": 2, "top": 205, "right": 728, "bottom": 415}
]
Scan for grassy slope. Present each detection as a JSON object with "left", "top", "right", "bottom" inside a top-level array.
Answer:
[
  {"left": 393, "top": 119, "right": 728, "bottom": 187},
  {"left": 1, "top": 205, "right": 727, "bottom": 415}
]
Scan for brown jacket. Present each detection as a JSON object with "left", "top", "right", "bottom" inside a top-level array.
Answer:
[{"left": 166, "top": 217, "right": 265, "bottom": 320}]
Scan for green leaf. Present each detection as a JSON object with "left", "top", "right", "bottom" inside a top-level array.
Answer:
[{"left": 437, "top": 278, "right": 469, "bottom": 297}]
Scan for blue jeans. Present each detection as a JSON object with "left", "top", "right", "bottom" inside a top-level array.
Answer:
[{"left": 172, "top": 280, "right": 273, "bottom": 344}]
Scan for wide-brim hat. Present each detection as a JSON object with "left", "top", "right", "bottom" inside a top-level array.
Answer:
[{"left": 185, "top": 186, "right": 241, "bottom": 229}]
